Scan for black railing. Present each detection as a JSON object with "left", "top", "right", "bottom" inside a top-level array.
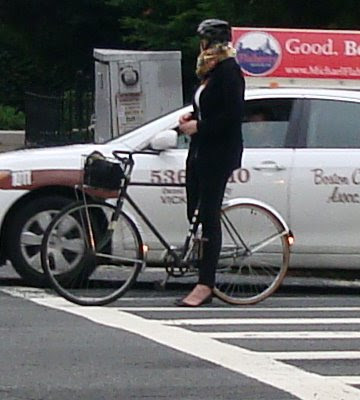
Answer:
[{"left": 25, "top": 73, "right": 94, "bottom": 146}]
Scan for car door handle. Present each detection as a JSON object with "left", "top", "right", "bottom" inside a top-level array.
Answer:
[{"left": 253, "top": 161, "right": 286, "bottom": 171}]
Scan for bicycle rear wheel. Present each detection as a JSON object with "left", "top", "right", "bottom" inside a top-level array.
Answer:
[
  {"left": 214, "top": 201, "right": 290, "bottom": 305},
  {"left": 41, "top": 200, "right": 144, "bottom": 306}
]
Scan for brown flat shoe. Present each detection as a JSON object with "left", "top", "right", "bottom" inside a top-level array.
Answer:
[{"left": 174, "top": 293, "right": 213, "bottom": 307}]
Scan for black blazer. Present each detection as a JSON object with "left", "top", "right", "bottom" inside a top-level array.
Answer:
[{"left": 188, "top": 57, "right": 245, "bottom": 173}]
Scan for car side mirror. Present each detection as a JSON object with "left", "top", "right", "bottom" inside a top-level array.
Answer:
[{"left": 150, "top": 129, "right": 178, "bottom": 151}]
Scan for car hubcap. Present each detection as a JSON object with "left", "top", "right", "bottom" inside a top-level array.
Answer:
[{"left": 20, "top": 210, "right": 85, "bottom": 274}]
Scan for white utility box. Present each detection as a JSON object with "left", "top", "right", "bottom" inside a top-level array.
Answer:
[{"left": 93, "top": 49, "right": 183, "bottom": 142}]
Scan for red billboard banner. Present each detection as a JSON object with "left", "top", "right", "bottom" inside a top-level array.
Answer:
[{"left": 232, "top": 27, "right": 360, "bottom": 80}]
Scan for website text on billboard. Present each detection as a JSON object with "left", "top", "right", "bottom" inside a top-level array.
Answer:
[{"left": 232, "top": 28, "right": 360, "bottom": 80}]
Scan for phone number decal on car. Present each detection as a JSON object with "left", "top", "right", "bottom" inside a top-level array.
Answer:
[{"left": 150, "top": 169, "right": 250, "bottom": 185}]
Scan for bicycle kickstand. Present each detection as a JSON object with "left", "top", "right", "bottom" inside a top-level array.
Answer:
[{"left": 154, "top": 271, "right": 171, "bottom": 291}]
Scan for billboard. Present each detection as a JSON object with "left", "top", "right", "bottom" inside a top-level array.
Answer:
[{"left": 232, "top": 27, "right": 360, "bottom": 81}]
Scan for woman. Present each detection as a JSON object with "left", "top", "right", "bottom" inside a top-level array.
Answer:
[{"left": 177, "top": 19, "right": 245, "bottom": 307}]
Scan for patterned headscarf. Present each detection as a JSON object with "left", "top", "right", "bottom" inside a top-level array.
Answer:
[{"left": 196, "top": 43, "right": 236, "bottom": 81}]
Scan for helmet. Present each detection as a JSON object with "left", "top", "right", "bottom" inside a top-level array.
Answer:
[{"left": 197, "top": 19, "right": 231, "bottom": 45}]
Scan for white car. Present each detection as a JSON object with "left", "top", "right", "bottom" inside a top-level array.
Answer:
[{"left": 1, "top": 87, "right": 360, "bottom": 285}]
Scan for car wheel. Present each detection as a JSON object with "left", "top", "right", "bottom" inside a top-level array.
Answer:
[{"left": 7, "top": 196, "right": 73, "bottom": 286}]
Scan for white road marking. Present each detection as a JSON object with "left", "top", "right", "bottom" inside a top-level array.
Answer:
[
  {"left": 111, "top": 306, "right": 360, "bottom": 312},
  {"left": 0, "top": 287, "right": 175, "bottom": 302},
  {"left": 205, "top": 331, "right": 360, "bottom": 339},
  {"left": 1, "top": 286, "right": 55, "bottom": 298},
  {"left": 2, "top": 287, "right": 360, "bottom": 400},
  {"left": 264, "top": 351, "right": 360, "bottom": 360},
  {"left": 5, "top": 286, "right": 360, "bottom": 306},
  {"left": 333, "top": 376, "right": 360, "bottom": 385},
  {"left": 157, "top": 317, "right": 360, "bottom": 325},
  {"left": 3, "top": 287, "right": 360, "bottom": 313}
]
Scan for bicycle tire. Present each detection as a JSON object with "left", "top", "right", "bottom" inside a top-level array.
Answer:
[
  {"left": 214, "top": 200, "right": 290, "bottom": 305},
  {"left": 41, "top": 200, "right": 144, "bottom": 306}
]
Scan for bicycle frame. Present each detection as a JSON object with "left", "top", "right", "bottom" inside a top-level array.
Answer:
[
  {"left": 80, "top": 150, "right": 202, "bottom": 272},
  {"left": 81, "top": 150, "right": 291, "bottom": 277},
  {"left": 120, "top": 192, "right": 200, "bottom": 270}
]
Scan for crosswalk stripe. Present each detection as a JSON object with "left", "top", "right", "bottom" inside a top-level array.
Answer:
[
  {"left": 157, "top": 317, "right": 360, "bottom": 325},
  {"left": 3, "top": 286, "right": 360, "bottom": 398},
  {"left": 204, "top": 331, "right": 360, "bottom": 339},
  {"left": 113, "top": 306, "right": 360, "bottom": 312},
  {"left": 27, "top": 295, "right": 360, "bottom": 400},
  {"left": 332, "top": 376, "right": 360, "bottom": 385},
  {"left": 264, "top": 351, "right": 360, "bottom": 360}
]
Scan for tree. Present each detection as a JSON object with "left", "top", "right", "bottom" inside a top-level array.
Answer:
[
  {"left": 1, "top": 0, "right": 360, "bottom": 109},
  {"left": 0, "top": 0, "right": 125, "bottom": 107},
  {"left": 108, "top": 0, "right": 360, "bottom": 101}
]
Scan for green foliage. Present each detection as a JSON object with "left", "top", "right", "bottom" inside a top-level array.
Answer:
[
  {"left": 0, "top": 105, "right": 25, "bottom": 130},
  {"left": 1, "top": 0, "right": 360, "bottom": 108},
  {"left": 0, "top": 0, "right": 124, "bottom": 107}
]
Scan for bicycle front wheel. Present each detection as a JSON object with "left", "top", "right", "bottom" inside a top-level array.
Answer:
[
  {"left": 41, "top": 201, "right": 144, "bottom": 306},
  {"left": 214, "top": 201, "right": 290, "bottom": 305}
]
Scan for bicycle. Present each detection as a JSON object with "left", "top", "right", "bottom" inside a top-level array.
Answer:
[{"left": 40, "top": 150, "right": 293, "bottom": 306}]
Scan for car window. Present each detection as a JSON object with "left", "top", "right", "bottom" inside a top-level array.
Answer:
[
  {"left": 243, "top": 99, "right": 295, "bottom": 148},
  {"left": 306, "top": 99, "right": 360, "bottom": 148},
  {"left": 175, "top": 98, "right": 295, "bottom": 150}
]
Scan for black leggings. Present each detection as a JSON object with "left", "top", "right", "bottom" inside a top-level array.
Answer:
[{"left": 186, "top": 161, "right": 232, "bottom": 288}]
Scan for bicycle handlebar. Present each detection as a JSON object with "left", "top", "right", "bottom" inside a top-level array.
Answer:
[{"left": 112, "top": 149, "right": 160, "bottom": 161}]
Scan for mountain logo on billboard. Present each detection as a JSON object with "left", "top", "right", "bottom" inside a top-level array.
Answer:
[{"left": 235, "top": 31, "right": 282, "bottom": 76}]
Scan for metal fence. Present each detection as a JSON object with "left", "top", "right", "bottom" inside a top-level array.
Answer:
[{"left": 25, "top": 74, "right": 94, "bottom": 146}]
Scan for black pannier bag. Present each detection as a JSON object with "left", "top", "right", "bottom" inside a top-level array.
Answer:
[{"left": 83, "top": 151, "right": 125, "bottom": 190}]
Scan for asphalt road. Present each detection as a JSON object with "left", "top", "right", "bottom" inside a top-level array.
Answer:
[{"left": 1, "top": 266, "right": 360, "bottom": 400}]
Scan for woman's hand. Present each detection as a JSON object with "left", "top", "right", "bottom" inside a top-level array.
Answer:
[
  {"left": 178, "top": 112, "right": 193, "bottom": 125},
  {"left": 179, "top": 120, "right": 198, "bottom": 136}
]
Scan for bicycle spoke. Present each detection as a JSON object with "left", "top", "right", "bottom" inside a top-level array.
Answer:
[
  {"left": 214, "top": 202, "right": 290, "bottom": 305},
  {"left": 41, "top": 201, "right": 143, "bottom": 306},
  {"left": 249, "top": 230, "right": 288, "bottom": 253},
  {"left": 221, "top": 212, "right": 248, "bottom": 250},
  {"left": 96, "top": 252, "right": 144, "bottom": 265}
]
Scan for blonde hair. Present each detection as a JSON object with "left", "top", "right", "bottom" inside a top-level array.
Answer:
[{"left": 196, "top": 43, "right": 236, "bottom": 80}]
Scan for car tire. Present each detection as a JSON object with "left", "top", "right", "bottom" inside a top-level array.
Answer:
[{"left": 7, "top": 195, "right": 73, "bottom": 286}]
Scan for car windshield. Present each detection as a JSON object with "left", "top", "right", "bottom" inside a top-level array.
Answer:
[{"left": 102, "top": 105, "right": 191, "bottom": 146}]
